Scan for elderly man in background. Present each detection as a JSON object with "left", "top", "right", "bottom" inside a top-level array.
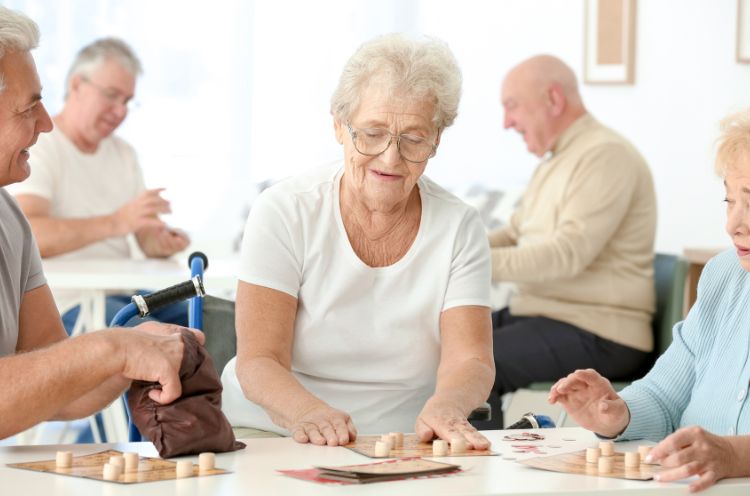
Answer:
[
  {"left": 222, "top": 33, "right": 494, "bottom": 449},
  {"left": 11, "top": 37, "right": 190, "bottom": 332},
  {"left": 477, "top": 55, "right": 657, "bottom": 429},
  {"left": 0, "top": 5, "right": 202, "bottom": 441}
]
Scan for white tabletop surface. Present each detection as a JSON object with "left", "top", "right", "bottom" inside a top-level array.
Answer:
[
  {"left": 42, "top": 257, "right": 238, "bottom": 294},
  {"left": 2, "top": 428, "right": 749, "bottom": 495}
]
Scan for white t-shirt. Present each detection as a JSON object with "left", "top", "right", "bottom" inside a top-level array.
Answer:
[
  {"left": 9, "top": 127, "right": 145, "bottom": 311},
  {"left": 221, "top": 164, "right": 491, "bottom": 435}
]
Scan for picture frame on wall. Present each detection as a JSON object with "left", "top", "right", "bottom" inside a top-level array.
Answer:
[
  {"left": 738, "top": 0, "right": 750, "bottom": 62},
  {"left": 584, "top": 0, "right": 637, "bottom": 84}
]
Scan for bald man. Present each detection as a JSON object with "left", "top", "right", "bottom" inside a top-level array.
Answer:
[{"left": 479, "top": 55, "right": 657, "bottom": 429}]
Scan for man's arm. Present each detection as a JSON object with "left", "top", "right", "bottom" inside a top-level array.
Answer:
[
  {"left": 135, "top": 226, "right": 190, "bottom": 258},
  {"left": 15, "top": 190, "right": 170, "bottom": 258},
  {"left": 4, "top": 284, "right": 199, "bottom": 439},
  {"left": 491, "top": 145, "right": 650, "bottom": 282}
]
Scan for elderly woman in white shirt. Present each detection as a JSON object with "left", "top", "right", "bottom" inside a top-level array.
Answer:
[{"left": 221, "top": 34, "right": 494, "bottom": 449}]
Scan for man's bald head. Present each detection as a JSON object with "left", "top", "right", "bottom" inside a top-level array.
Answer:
[{"left": 501, "top": 55, "right": 587, "bottom": 157}]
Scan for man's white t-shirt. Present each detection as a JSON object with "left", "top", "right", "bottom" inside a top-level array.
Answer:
[
  {"left": 221, "top": 164, "right": 491, "bottom": 435},
  {"left": 9, "top": 127, "right": 146, "bottom": 311}
]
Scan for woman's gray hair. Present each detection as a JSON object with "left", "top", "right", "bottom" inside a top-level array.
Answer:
[
  {"left": 65, "top": 37, "right": 142, "bottom": 94},
  {"left": 715, "top": 108, "right": 750, "bottom": 177},
  {"left": 0, "top": 6, "right": 40, "bottom": 93},
  {"left": 331, "top": 33, "right": 462, "bottom": 129}
]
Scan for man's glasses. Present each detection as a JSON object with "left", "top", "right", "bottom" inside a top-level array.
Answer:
[
  {"left": 81, "top": 77, "right": 138, "bottom": 111},
  {"left": 346, "top": 123, "right": 437, "bottom": 163}
]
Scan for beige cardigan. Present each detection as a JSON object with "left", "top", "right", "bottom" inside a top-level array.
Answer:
[{"left": 489, "top": 114, "right": 656, "bottom": 352}]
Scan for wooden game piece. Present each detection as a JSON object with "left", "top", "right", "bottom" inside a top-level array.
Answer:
[
  {"left": 199, "top": 452, "right": 216, "bottom": 472},
  {"left": 450, "top": 438, "right": 467, "bottom": 454},
  {"left": 176, "top": 460, "right": 193, "bottom": 478},
  {"left": 109, "top": 455, "right": 124, "bottom": 468},
  {"left": 624, "top": 451, "right": 640, "bottom": 468},
  {"left": 380, "top": 434, "right": 394, "bottom": 450},
  {"left": 638, "top": 445, "right": 652, "bottom": 460},
  {"left": 374, "top": 441, "right": 390, "bottom": 457},
  {"left": 432, "top": 439, "right": 449, "bottom": 456},
  {"left": 389, "top": 432, "right": 404, "bottom": 448},
  {"left": 123, "top": 452, "right": 139, "bottom": 473},
  {"left": 585, "top": 447, "right": 600, "bottom": 463},
  {"left": 598, "top": 441, "right": 614, "bottom": 457},
  {"left": 597, "top": 456, "right": 613, "bottom": 473},
  {"left": 55, "top": 451, "right": 72, "bottom": 469},
  {"left": 102, "top": 462, "right": 121, "bottom": 481}
]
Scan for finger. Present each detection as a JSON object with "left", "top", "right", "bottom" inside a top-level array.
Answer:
[
  {"left": 305, "top": 424, "right": 327, "bottom": 446},
  {"left": 346, "top": 418, "right": 358, "bottom": 441},
  {"left": 654, "top": 460, "right": 701, "bottom": 482},
  {"left": 291, "top": 427, "right": 309, "bottom": 444},
  {"left": 462, "top": 428, "right": 490, "bottom": 450},
  {"left": 150, "top": 372, "right": 181, "bottom": 404},
  {"left": 318, "top": 422, "right": 339, "bottom": 446},
  {"left": 415, "top": 417, "right": 435, "bottom": 443},
  {"left": 331, "top": 416, "right": 352, "bottom": 445},
  {"left": 649, "top": 427, "right": 699, "bottom": 462},
  {"left": 689, "top": 470, "right": 718, "bottom": 493}
]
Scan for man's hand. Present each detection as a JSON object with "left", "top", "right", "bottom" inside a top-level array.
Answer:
[
  {"left": 138, "top": 226, "right": 190, "bottom": 258},
  {"left": 112, "top": 188, "right": 171, "bottom": 236},
  {"left": 548, "top": 368, "right": 630, "bottom": 438},
  {"left": 114, "top": 322, "right": 204, "bottom": 404}
]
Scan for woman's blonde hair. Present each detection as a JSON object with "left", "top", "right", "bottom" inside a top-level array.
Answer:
[{"left": 715, "top": 109, "right": 750, "bottom": 176}]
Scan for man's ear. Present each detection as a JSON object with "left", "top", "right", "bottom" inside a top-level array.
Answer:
[
  {"left": 333, "top": 118, "right": 344, "bottom": 145},
  {"left": 68, "top": 74, "right": 83, "bottom": 97},
  {"left": 547, "top": 84, "right": 566, "bottom": 117}
]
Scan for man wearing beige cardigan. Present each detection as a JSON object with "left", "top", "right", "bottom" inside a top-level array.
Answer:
[{"left": 480, "top": 55, "right": 656, "bottom": 429}]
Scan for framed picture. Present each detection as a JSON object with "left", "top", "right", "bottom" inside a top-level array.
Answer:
[
  {"left": 738, "top": 0, "right": 750, "bottom": 62},
  {"left": 584, "top": 0, "right": 637, "bottom": 84}
]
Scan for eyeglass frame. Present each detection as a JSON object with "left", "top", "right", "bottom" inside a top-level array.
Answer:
[
  {"left": 80, "top": 76, "right": 138, "bottom": 110},
  {"left": 346, "top": 122, "right": 439, "bottom": 163}
]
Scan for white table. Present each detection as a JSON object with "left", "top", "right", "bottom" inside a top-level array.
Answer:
[
  {"left": 33, "top": 258, "right": 239, "bottom": 444},
  {"left": 2, "top": 428, "right": 749, "bottom": 495}
]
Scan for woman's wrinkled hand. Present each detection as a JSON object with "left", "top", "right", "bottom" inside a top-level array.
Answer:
[
  {"left": 286, "top": 402, "right": 357, "bottom": 447},
  {"left": 415, "top": 398, "right": 490, "bottom": 450}
]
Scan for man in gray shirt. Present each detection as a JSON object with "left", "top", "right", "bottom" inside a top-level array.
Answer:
[{"left": 0, "top": 6, "right": 202, "bottom": 440}]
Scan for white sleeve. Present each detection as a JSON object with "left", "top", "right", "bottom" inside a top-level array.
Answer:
[
  {"left": 238, "top": 188, "right": 303, "bottom": 298},
  {"left": 443, "top": 208, "right": 492, "bottom": 310}
]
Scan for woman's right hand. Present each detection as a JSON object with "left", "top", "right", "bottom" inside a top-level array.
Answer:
[
  {"left": 284, "top": 402, "right": 357, "bottom": 446},
  {"left": 547, "top": 368, "right": 630, "bottom": 438}
]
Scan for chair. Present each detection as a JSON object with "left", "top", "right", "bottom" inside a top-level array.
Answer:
[{"left": 510, "top": 253, "right": 689, "bottom": 426}]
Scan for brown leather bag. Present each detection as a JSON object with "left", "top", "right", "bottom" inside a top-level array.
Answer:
[{"left": 128, "top": 330, "right": 246, "bottom": 458}]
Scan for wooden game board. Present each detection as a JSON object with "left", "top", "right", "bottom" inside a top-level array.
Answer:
[
  {"left": 345, "top": 434, "right": 497, "bottom": 458},
  {"left": 7, "top": 449, "right": 230, "bottom": 484},
  {"left": 519, "top": 449, "right": 662, "bottom": 481}
]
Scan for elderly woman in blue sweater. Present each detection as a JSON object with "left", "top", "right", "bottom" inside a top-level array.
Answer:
[{"left": 549, "top": 109, "right": 750, "bottom": 493}]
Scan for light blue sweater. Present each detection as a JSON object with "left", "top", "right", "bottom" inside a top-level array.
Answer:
[{"left": 619, "top": 249, "right": 750, "bottom": 440}]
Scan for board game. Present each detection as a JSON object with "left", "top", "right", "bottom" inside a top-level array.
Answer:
[
  {"left": 7, "top": 449, "right": 230, "bottom": 484},
  {"left": 519, "top": 449, "right": 662, "bottom": 481},
  {"left": 345, "top": 434, "right": 497, "bottom": 458}
]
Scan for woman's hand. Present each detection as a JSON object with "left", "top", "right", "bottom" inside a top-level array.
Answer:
[
  {"left": 415, "top": 398, "right": 490, "bottom": 450},
  {"left": 285, "top": 402, "right": 357, "bottom": 447},
  {"left": 649, "top": 426, "right": 740, "bottom": 493},
  {"left": 548, "top": 368, "right": 629, "bottom": 438}
]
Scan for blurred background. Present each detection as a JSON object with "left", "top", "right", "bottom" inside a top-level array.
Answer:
[{"left": 5, "top": 0, "right": 749, "bottom": 255}]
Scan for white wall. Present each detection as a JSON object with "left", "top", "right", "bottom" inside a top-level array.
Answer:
[
  {"left": 416, "top": 0, "right": 750, "bottom": 254},
  {"left": 11, "top": 0, "right": 750, "bottom": 256}
]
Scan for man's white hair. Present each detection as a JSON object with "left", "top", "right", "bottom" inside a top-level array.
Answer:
[
  {"left": 0, "top": 6, "right": 40, "bottom": 93},
  {"left": 65, "top": 37, "right": 142, "bottom": 97}
]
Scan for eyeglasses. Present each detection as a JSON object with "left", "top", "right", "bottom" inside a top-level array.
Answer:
[
  {"left": 346, "top": 123, "right": 437, "bottom": 163},
  {"left": 81, "top": 77, "right": 138, "bottom": 110}
]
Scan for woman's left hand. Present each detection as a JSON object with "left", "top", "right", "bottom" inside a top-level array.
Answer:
[
  {"left": 415, "top": 398, "right": 490, "bottom": 450},
  {"left": 648, "top": 426, "right": 738, "bottom": 492}
]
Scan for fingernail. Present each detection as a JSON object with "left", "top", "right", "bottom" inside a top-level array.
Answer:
[
  {"left": 644, "top": 454, "right": 653, "bottom": 463},
  {"left": 653, "top": 474, "right": 660, "bottom": 481}
]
